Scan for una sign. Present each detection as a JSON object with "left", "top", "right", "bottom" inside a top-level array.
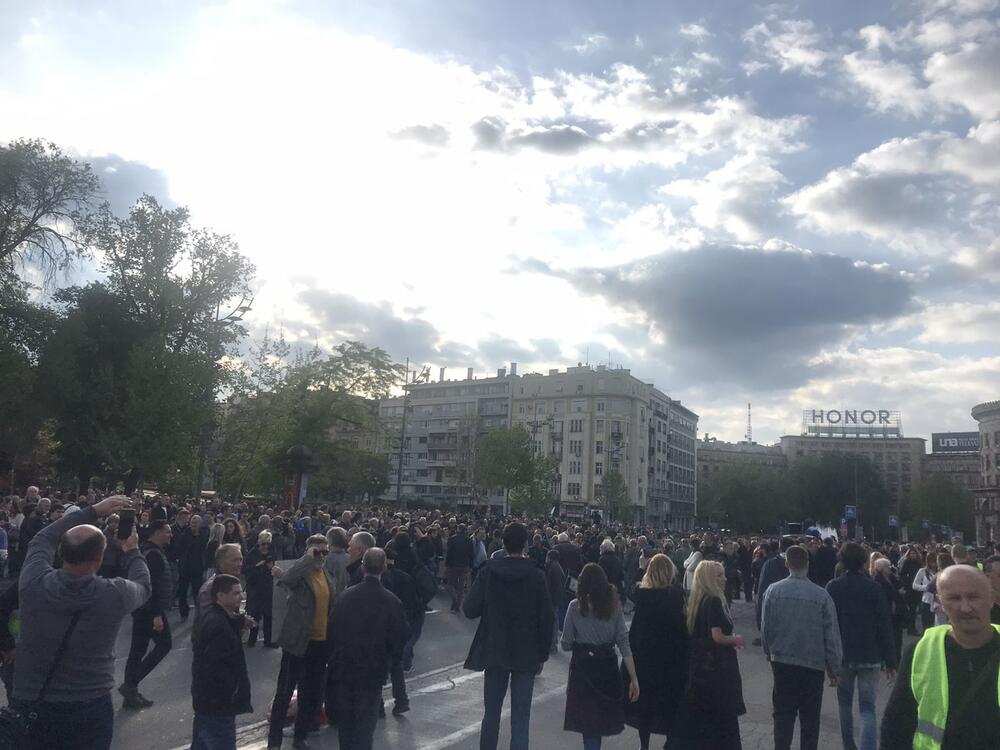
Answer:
[{"left": 807, "top": 409, "right": 893, "bottom": 425}]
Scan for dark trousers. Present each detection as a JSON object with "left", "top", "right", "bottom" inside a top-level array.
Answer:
[
  {"left": 389, "top": 657, "right": 409, "bottom": 707},
  {"left": 725, "top": 576, "right": 741, "bottom": 603},
  {"left": 481, "top": 669, "right": 535, "bottom": 750},
  {"left": 16, "top": 693, "right": 114, "bottom": 750},
  {"left": 190, "top": 712, "right": 236, "bottom": 750},
  {"left": 124, "top": 612, "right": 172, "bottom": 689},
  {"left": 771, "top": 661, "right": 824, "bottom": 750},
  {"left": 333, "top": 683, "right": 381, "bottom": 750},
  {"left": 247, "top": 612, "right": 273, "bottom": 645},
  {"left": 267, "top": 641, "right": 329, "bottom": 747},
  {"left": 742, "top": 570, "right": 753, "bottom": 601},
  {"left": 177, "top": 569, "right": 204, "bottom": 618}
]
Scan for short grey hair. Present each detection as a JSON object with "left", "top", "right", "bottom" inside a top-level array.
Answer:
[{"left": 600, "top": 539, "right": 615, "bottom": 554}]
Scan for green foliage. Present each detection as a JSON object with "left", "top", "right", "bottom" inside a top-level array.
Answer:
[
  {"left": 905, "top": 476, "right": 975, "bottom": 540},
  {"left": 474, "top": 427, "right": 535, "bottom": 493},
  {"left": 213, "top": 333, "right": 401, "bottom": 500},
  {"left": 0, "top": 138, "right": 100, "bottom": 288},
  {"left": 33, "top": 196, "right": 256, "bottom": 491},
  {"left": 509, "top": 454, "right": 559, "bottom": 516},
  {"left": 699, "top": 464, "right": 797, "bottom": 532},
  {"left": 790, "top": 453, "right": 892, "bottom": 537},
  {"left": 602, "top": 468, "right": 633, "bottom": 522}
]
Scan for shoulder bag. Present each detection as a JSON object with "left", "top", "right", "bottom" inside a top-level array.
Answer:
[{"left": 0, "top": 610, "right": 83, "bottom": 750}]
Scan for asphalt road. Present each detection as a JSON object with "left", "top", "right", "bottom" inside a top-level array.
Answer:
[{"left": 108, "top": 590, "right": 903, "bottom": 750}]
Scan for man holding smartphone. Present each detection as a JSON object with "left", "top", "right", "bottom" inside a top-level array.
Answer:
[
  {"left": 13, "top": 495, "right": 149, "bottom": 750},
  {"left": 266, "top": 534, "right": 337, "bottom": 750}
]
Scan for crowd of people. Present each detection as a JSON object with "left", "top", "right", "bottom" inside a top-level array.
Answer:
[{"left": 0, "top": 485, "right": 998, "bottom": 750}]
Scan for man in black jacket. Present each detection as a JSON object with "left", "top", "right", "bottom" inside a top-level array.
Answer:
[
  {"left": 174, "top": 513, "right": 208, "bottom": 621},
  {"left": 445, "top": 524, "right": 474, "bottom": 612},
  {"left": 121, "top": 519, "right": 174, "bottom": 709},
  {"left": 190, "top": 574, "right": 252, "bottom": 748},
  {"left": 463, "top": 522, "right": 553, "bottom": 750},
  {"left": 381, "top": 550, "right": 423, "bottom": 714},
  {"left": 329, "top": 548, "right": 410, "bottom": 750}
]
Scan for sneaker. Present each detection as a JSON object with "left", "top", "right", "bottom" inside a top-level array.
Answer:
[
  {"left": 392, "top": 701, "right": 410, "bottom": 716},
  {"left": 135, "top": 692, "right": 154, "bottom": 708},
  {"left": 121, "top": 693, "right": 147, "bottom": 709},
  {"left": 117, "top": 683, "right": 135, "bottom": 699},
  {"left": 404, "top": 665, "right": 414, "bottom": 674}
]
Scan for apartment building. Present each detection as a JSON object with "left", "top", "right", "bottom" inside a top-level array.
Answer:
[{"left": 375, "top": 363, "right": 698, "bottom": 527}]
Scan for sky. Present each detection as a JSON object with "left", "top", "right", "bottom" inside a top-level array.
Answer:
[{"left": 2, "top": 0, "right": 998, "bottom": 445}]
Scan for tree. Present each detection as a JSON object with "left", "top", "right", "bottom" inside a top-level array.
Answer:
[
  {"left": 699, "top": 464, "right": 797, "bottom": 532},
  {"left": 474, "top": 427, "right": 535, "bottom": 498},
  {"left": 509, "top": 455, "right": 559, "bottom": 517},
  {"left": 905, "top": 476, "right": 975, "bottom": 540},
  {"left": 36, "top": 196, "right": 256, "bottom": 492},
  {"left": 602, "top": 469, "right": 633, "bottom": 523},
  {"left": 0, "top": 139, "right": 100, "bottom": 289},
  {"left": 213, "top": 334, "right": 401, "bottom": 499},
  {"left": 791, "top": 453, "right": 891, "bottom": 537}
]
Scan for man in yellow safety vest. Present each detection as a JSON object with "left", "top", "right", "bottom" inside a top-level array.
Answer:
[{"left": 880, "top": 564, "right": 1000, "bottom": 749}]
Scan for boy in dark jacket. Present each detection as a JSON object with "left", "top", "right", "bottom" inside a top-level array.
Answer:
[
  {"left": 191, "top": 574, "right": 252, "bottom": 749},
  {"left": 463, "top": 522, "right": 553, "bottom": 750}
]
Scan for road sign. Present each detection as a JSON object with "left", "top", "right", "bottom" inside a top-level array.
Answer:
[
  {"left": 888, "top": 515, "right": 898, "bottom": 528},
  {"left": 922, "top": 519, "right": 930, "bottom": 529},
  {"left": 845, "top": 505, "right": 857, "bottom": 520}
]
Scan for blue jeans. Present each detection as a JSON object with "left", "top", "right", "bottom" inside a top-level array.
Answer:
[
  {"left": 583, "top": 735, "right": 602, "bottom": 750},
  {"left": 837, "top": 666, "right": 880, "bottom": 750},
  {"left": 480, "top": 669, "right": 535, "bottom": 750},
  {"left": 190, "top": 713, "right": 236, "bottom": 750},
  {"left": 15, "top": 693, "right": 113, "bottom": 750}
]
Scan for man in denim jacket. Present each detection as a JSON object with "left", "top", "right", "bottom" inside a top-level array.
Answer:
[{"left": 762, "top": 544, "right": 843, "bottom": 750}]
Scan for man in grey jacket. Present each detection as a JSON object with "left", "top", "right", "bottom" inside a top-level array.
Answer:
[
  {"left": 14, "top": 495, "right": 151, "bottom": 750},
  {"left": 761, "top": 544, "right": 842, "bottom": 750}
]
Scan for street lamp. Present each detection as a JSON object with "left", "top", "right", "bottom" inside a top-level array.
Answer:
[{"left": 193, "top": 293, "right": 253, "bottom": 503}]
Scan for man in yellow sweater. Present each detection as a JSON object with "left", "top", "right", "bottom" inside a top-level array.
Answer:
[{"left": 267, "top": 534, "right": 338, "bottom": 750}]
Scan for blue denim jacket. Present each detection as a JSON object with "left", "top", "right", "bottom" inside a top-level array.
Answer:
[{"left": 761, "top": 573, "right": 843, "bottom": 673}]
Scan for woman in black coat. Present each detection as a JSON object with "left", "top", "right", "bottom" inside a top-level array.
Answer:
[
  {"left": 242, "top": 531, "right": 277, "bottom": 647},
  {"left": 623, "top": 554, "right": 688, "bottom": 750}
]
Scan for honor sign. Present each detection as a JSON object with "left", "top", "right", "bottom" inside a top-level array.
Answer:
[{"left": 802, "top": 409, "right": 902, "bottom": 438}]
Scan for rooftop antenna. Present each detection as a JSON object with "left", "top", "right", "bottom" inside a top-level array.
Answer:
[{"left": 746, "top": 402, "right": 753, "bottom": 443}]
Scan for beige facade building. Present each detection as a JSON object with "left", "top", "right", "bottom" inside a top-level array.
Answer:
[
  {"left": 972, "top": 400, "right": 1000, "bottom": 544},
  {"left": 697, "top": 437, "right": 787, "bottom": 481},
  {"left": 921, "top": 452, "right": 981, "bottom": 492},
  {"left": 375, "top": 364, "right": 698, "bottom": 528}
]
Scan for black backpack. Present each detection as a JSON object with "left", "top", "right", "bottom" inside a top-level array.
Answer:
[{"left": 413, "top": 563, "right": 437, "bottom": 605}]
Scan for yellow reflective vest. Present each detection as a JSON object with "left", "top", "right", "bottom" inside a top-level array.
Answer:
[{"left": 910, "top": 624, "right": 1000, "bottom": 749}]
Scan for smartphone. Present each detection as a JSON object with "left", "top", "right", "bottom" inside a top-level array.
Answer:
[{"left": 117, "top": 509, "right": 136, "bottom": 540}]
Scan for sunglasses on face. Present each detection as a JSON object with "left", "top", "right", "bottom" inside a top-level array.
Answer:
[{"left": 312, "top": 549, "right": 329, "bottom": 557}]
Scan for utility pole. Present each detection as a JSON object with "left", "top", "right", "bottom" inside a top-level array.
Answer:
[{"left": 394, "top": 358, "right": 409, "bottom": 510}]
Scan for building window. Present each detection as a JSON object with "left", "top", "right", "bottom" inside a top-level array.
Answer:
[
  {"left": 572, "top": 400, "right": 586, "bottom": 413},
  {"left": 567, "top": 482, "right": 581, "bottom": 496},
  {"left": 596, "top": 419, "right": 604, "bottom": 432},
  {"left": 597, "top": 401, "right": 606, "bottom": 412},
  {"left": 595, "top": 440, "right": 604, "bottom": 455},
  {"left": 570, "top": 419, "right": 583, "bottom": 433},
  {"left": 595, "top": 462, "right": 603, "bottom": 476},
  {"left": 569, "top": 439, "right": 583, "bottom": 455}
]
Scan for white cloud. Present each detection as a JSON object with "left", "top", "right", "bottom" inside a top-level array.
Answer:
[
  {"left": 679, "top": 23, "right": 711, "bottom": 40},
  {"left": 785, "top": 125, "right": 1000, "bottom": 263},
  {"left": 570, "top": 33, "right": 610, "bottom": 54},
  {"left": 926, "top": 39, "right": 1000, "bottom": 119},
  {"left": 912, "top": 301, "right": 1000, "bottom": 343},
  {"left": 743, "top": 19, "right": 830, "bottom": 76},
  {"left": 842, "top": 52, "right": 930, "bottom": 116},
  {"left": 661, "top": 153, "right": 788, "bottom": 241}
]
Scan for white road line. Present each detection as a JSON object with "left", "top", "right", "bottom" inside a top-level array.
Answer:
[
  {"left": 415, "top": 683, "right": 566, "bottom": 750},
  {"left": 167, "top": 660, "right": 469, "bottom": 750}
]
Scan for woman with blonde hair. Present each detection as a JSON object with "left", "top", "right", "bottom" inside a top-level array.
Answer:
[
  {"left": 623, "top": 554, "right": 688, "bottom": 750},
  {"left": 867, "top": 551, "right": 884, "bottom": 577},
  {"left": 205, "top": 522, "right": 226, "bottom": 574},
  {"left": 679, "top": 560, "right": 746, "bottom": 750}
]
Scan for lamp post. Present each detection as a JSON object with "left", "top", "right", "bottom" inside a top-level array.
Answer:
[{"left": 193, "top": 293, "right": 252, "bottom": 503}]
